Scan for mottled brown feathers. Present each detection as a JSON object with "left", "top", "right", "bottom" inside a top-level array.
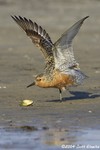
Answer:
[{"left": 11, "top": 15, "right": 53, "bottom": 59}]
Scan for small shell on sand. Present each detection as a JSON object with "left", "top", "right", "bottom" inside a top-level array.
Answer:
[{"left": 20, "top": 100, "right": 33, "bottom": 106}]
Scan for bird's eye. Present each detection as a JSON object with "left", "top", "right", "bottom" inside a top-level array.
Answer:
[{"left": 37, "top": 78, "right": 41, "bottom": 81}]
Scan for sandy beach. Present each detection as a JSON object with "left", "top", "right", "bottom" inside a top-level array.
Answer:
[{"left": 0, "top": 0, "right": 100, "bottom": 149}]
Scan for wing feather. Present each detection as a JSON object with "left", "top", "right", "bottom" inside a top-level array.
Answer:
[
  {"left": 11, "top": 15, "right": 54, "bottom": 59},
  {"left": 53, "top": 16, "right": 89, "bottom": 72}
]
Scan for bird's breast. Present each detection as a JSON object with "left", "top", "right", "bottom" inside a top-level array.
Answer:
[
  {"left": 52, "top": 70, "right": 74, "bottom": 88},
  {"left": 36, "top": 70, "right": 74, "bottom": 89}
]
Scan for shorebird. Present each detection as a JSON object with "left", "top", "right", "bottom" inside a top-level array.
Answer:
[{"left": 12, "top": 15, "right": 89, "bottom": 101}]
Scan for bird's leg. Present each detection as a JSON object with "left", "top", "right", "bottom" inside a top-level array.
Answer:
[{"left": 59, "top": 89, "right": 62, "bottom": 101}]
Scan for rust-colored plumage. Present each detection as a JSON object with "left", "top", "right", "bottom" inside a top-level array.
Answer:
[{"left": 11, "top": 15, "right": 89, "bottom": 100}]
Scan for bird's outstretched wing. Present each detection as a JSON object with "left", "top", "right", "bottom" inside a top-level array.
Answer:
[
  {"left": 11, "top": 16, "right": 54, "bottom": 59},
  {"left": 53, "top": 16, "right": 89, "bottom": 73}
]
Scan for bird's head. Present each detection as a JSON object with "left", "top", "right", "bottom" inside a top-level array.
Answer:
[{"left": 27, "top": 74, "right": 46, "bottom": 88}]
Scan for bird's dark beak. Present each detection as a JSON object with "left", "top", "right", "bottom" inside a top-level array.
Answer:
[{"left": 27, "top": 82, "right": 35, "bottom": 88}]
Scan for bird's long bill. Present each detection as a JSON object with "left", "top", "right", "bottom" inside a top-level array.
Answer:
[{"left": 27, "top": 82, "right": 35, "bottom": 88}]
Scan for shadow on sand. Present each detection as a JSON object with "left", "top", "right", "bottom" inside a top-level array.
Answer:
[{"left": 47, "top": 91, "right": 100, "bottom": 102}]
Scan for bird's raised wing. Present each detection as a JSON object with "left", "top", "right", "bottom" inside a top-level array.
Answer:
[
  {"left": 11, "top": 16, "right": 54, "bottom": 59},
  {"left": 53, "top": 16, "right": 89, "bottom": 73}
]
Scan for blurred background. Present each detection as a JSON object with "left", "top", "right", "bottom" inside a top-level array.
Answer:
[
  {"left": 0, "top": 0, "right": 100, "bottom": 101},
  {"left": 0, "top": 0, "right": 100, "bottom": 149}
]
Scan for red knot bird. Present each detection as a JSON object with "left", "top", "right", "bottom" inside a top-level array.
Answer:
[{"left": 11, "top": 15, "right": 89, "bottom": 101}]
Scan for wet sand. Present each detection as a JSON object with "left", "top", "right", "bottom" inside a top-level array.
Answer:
[{"left": 0, "top": 0, "right": 100, "bottom": 149}]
